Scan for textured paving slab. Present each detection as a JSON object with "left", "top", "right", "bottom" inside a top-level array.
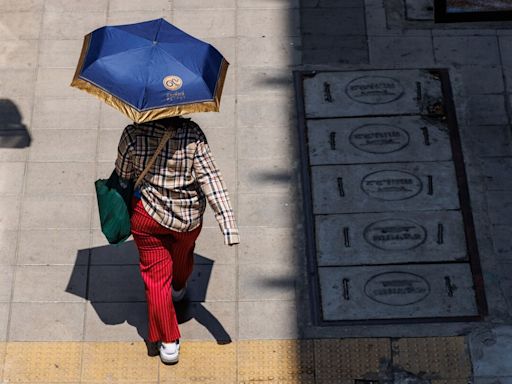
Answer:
[
  {"left": 319, "top": 264, "right": 478, "bottom": 321},
  {"left": 315, "top": 210, "right": 467, "bottom": 266}
]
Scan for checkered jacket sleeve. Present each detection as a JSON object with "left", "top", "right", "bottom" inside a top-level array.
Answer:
[
  {"left": 115, "top": 125, "right": 136, "bottom": 180},
  {"left": 193, "top": 133, "right": 240, "bottom": 246}
]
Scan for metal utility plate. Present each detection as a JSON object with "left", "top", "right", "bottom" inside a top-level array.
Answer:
[
  {"left": 311, "top": 162, "right": 460, "bottom": 214},
  {"left": 315, "top": 210, "right": 467, "bottom": 266},
  {"left": 303, "top": 69, "right": 443, "bottom": 118},
  {"left": 307, "top": 116, "right": 451, "bottom": 165},
  {"left": 319, "top": 263, "right": 478, "bottom": 321}
]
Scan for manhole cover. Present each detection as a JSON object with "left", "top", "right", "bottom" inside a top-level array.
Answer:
[{"left": 294, "top": 69, "right": 487, "bottom": 324}]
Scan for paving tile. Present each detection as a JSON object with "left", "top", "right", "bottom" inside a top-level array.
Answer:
[
  {"left": 109, "top": 0, "right": 169, "bottom": 12},
  {"left": 29, "top": 129, "right": 97, "bottom": 162},
  {"left": 314, "top": 338, "right": 391, "bottom": 381},
  {"left": 473, "top": 378, "right": 512, "bottom": 384},
  {"left": 187, "top": 263, "right": 237, "bottom": 302},
  {"left": 500, "top": 36, "right": 512, "bottom": 66},
  {"left": 492, "top": 225, "right": 512, "bottom": 258},
  {"left": 39, "top": 39, "right": 83, "bottom": 68},
  {"left": 84, "top": 302, "right": 149, "bottom": 341},
  {"left": 0, "top": 147, "right": 29, "bottom": 162},
  {"left": 466, "top": 125, "right": 512, "bottom": 157},
  {"left": 454, "top": 65, "right": 504, "bottom": 95},
  {"left": 0, "top": 39, "right": 39, "bottom": 70},
  {"left": 0, "top": 162, "right": 25, "bottom": 196},
  {"left": 487, "top": 191, "right": 512, "bottom": 225},
  {"left": 0, "top": 11, "right": 42, "bottom": 40},
  {"left": 106, "top": 10, "right": 170, "bottom": 26},
  {"left": 302, "top": 35, "right": 369, "bottom": 65},
  {"left": 301, "top": 8, "right": 366, "bottom": 36},
  {"left": 392, "top": 337, "right": 471, "bottom": 379},
  {"left": 17, "top": 229, "right": 90, "bottom": 265},
  {"left": 0, "top": 0, "right": 44, "bottom": 12},
  {"left": 9, "top": 302, "right": 85, "bottom": 340},
  {"left": 173, "top": 9, "right": 236, "bottom": 38},
  {"left": 238, "top": 340, "right": 314, "bottom": 384},
  {"left": 239, "top": 263, "right": 296, "bottom": 301},
  {"left": 237, "top": 123, "right": 298, "bottom": 161},
  {"left": 237, "top": 94, "right": 296, "bottom": 129},
  {"left": 0, "top": 231, "right": 18, "bottom": 265},
  {"left": 0, "top": 266, "right": 14, "bottom": 302},
  {"left": 369, "top": 36, "right": 434, "bottom": 66},
  {"left": 21, "top": 195, "right": 92, "bottom": 230},
  {"left": 468, "top": 95, "right": 508, "bottom": 125},
  {"left": 0, "top": 69, "right": 36, "bottom": 98},
  {"left": 12, "top": 265, "right": 86, "bottom": 302},
  {"left": 201, "top": 123, "right": 236, "bottom": 162},
  {"left": 482, "top": 158, "right": 512, "bottom": 190},
  {"left": 32, "top": 98, "right": 100, "bottom": 129},
  {"left": 159, "top": 341, "right": 236, "bottom": 383},
  {"left": 90, "top": 232, "right": 139, "bottom": 265},
  {"left": 97, "top": 129, "right": 123, "bottom": 163},
  {"left": 99, "top": 103, "right": 130, "bottom": 129},
  {"left": 237, "top": 0, "right": 299, "bottom": 7},
  {"left": 0, "top": 304, "right": 8, "bottom": 341},
  {"left": 470, "top": 325, "right": 512, "bottom": 376},
  {"left": 238, "top": 227, "right": 304, "bottom": 265},
  {"left": 237, "top": 157, "right": 298, "bottom": 193},
  {"left": 3, "top": 341, "right": 82, "bottom": 382},
  {"left": 237, "top": 9, "right": 300, "bottom": 37},
  {"left": 81, "top": 342, "right": 158, "bottom": 382},
  {"left": 238, "top": 67, "right": 294, "bottom": 96},
  {"left": 237, "top": 36, "right": 301, "bottom": 67},
  {"left": 174, "top": 0, "right": 235, "bottom": 7},
  {"left": 238, "top": 193, "right": 300, "bottom": 228},
  {"left": 44, "top": 0, "right": 108, "bottom": 12},
  {"left": 41, "top": 11, "right": 107, "bottom": 40},
  {"left": 238, "top": 300, "right": 298, "bottom": 339},
  {"left": 25, "top": 162, "right": 95, "bottom": 196},
  {"left": 194, "top": 227, "right": 236, "bottom": 265},
  {"left": 35, "top": 68, "right": 83, "bottom": 98},
  {"left": 434, "top": 36, "right": 500, "bottom": 66},
  {"left": 88, "top": 265, "right": 146, "bottom": 302},
  {"left": 175, "top": 301, "right": 236, "bottom": 342},
  {"left": 190, "top": 95, "right": 235, "bottom": 130},
  {"left": 0, "top": 197, "right": 21, "bottom": 230},
  {"left": 0, "top": 96, "right": 33, "bottom": 128}
]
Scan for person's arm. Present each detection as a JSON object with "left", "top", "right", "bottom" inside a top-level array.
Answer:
[
  {"left": 193, "top": 135, "right": 240, "bottom": 246},
  {"left": 115, "top": 125, "right": 135, "bottom": 187}
]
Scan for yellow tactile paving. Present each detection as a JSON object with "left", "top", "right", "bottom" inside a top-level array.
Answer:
[
  {"left": 3, "top": 342, "right": 82, "bottom": 383},
  {"left": 238, "top": 340, "right": 315, "bottom": 384},
  {"left": 81, "top": 342, "right": 159, "bottom": 383},
  {"left": 391, "top": 337, "right": 471, "bottom": 379},
  {"left": 159, "top": 341, "right": 236, "bottom": 383},
  {"left": 314, "top": 338, "right": 391, "bottom": 383}
]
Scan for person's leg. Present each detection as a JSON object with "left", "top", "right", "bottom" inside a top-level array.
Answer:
[
  {"left": 131, "top": 198, "right": 181, "bottom": 343},
  {"left": 164, "top": 224, "right": 202, "bottom": 292}
]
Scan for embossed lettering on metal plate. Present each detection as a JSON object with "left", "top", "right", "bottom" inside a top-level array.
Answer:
[
  {"left": 363, "top": 219, "right": 427, "bottom": 251},
  {"left": 349, "top": 124, "right": 410, "bottom": 154},
  {"left": 364, "top": 271, "right": 431, "bottom": 306},
  {"left": 360, "top": 170, "right": 423, "bottom": 201},
  {"left": 345, "top": 76, "right": 405, "bottom": 105}
]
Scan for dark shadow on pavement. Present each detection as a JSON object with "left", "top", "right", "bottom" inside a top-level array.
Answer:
[
  {"left": 66, "top": 242, "right": 232, "bottom": 352},
  {"left": 0, "top": 99, "right": 31, "bottom": 148}
]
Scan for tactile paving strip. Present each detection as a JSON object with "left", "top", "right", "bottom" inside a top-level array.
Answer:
[
  {"left": 238, "top": 340, "right": 315, "bottom": 384},
  {"left": 3, "top": 342, "right": 82, "bottom": 383},
  {"left": 159, "top": 341, "right": 236, "bottom": 384},
  {"left": 81, "top": 342, "right": 158, "bottom": 382},
  {"left": 314, "top": 338, "right": 391, "bottom": 383},
  {"left": 391, "top": 337, "right": 471, "bottom": 379}
]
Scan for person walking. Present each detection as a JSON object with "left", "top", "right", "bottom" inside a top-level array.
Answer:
[{"left": 115, "top": 115, "right": 239, "bottom": 365}]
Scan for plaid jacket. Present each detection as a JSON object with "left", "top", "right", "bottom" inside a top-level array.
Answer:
[{"left": 115, "top": 119, "right": 239, "bottom": 245}]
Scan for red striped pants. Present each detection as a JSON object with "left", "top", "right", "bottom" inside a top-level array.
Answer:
[{"left": 130, "top": 197, "right": 201, "bottom": 343}]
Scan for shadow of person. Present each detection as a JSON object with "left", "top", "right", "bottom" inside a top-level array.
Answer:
[
  {"left": 66, "top": 242, "right": 232, "bottom": 353},
  {"left": 0, "top": 99, "right": 31, "bottom": 148}
]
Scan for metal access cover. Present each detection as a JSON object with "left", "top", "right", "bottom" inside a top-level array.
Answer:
[
  {"left": 311, "top": 162, "right": 459, "bottom": 214},
  {"left": 295, "top": 68, "right": 487, "bottom": 325},
  {"left": 307, "top": 116, "right": 451, "bottom": 165},
  {"left": 315, "top": 211, "right": 467, "bottom": 266},
  {"left": 303, "top": 69, "right": 443, "bottom": 119},
  {"left": 319, "top": 264, "right": 478, "bottom": 321}
]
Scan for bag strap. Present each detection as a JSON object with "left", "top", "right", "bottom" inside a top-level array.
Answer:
[{"left": 134, "top": 129, "right": 174, "bottom": 188}]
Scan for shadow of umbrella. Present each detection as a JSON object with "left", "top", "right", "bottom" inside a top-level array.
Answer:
[
  {"left": 0, "top": 99, "right": 31, "bottom": 148},
  {"left": 66, "top": 241, "right": 232, "bottom": 351}
]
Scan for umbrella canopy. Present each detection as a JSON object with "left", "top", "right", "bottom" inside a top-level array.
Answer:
[{"left": 71, "top": 18, "right": 228, "bottom": 123}]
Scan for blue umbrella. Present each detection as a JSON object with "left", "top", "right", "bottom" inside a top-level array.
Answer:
[{"left": 71, "top": 18, "right": 228, "bottom": 123}]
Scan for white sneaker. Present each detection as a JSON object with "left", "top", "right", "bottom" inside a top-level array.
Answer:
[
  {"left": 159, "top": 340, "right": 180, "bottom": 364},
  {"left": 172, "top": 284, "right": 187, "bottom": 302}
]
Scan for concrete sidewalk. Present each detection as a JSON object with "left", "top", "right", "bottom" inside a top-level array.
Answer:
[{"left": 0, "top": 0, "right": 511, "bottom": 382}]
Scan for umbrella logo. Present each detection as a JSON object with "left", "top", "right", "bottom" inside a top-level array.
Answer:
[{"left": 163, "top": 75, "right": 183, "bottom": 91}]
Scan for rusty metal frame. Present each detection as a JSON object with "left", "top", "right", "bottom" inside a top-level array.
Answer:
[{"left": 293, "top": 69, "right": 488, "bottom": 326}]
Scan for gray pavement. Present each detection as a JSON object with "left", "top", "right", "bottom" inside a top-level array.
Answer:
[{"left": 1, "top": 0, "right": 512, "bottom": 381}]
